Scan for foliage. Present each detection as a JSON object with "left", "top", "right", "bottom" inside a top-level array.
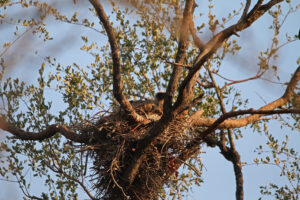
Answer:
[{"left": 0, "top": 0, "right": 300, "bottom": 200}]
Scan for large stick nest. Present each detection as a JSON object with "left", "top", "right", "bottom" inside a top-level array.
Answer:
[{"left": 88, "top": 101, "right": 196, "bottom": 199}]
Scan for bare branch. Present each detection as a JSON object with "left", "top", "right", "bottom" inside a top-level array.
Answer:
[
  {"left": 89, "top": 0, "right": 145, "bottom": 123},
  {"left": 219, "top": 142, "right": 244, "bottom": 200},
  {"left": 0, "top": 117, "right": 89, "bottom": 143},
  {"left": 0, "top": 27, "right": 32, "bottom": 58},
  {"left": 236, "top": 0, "right": 283, "bottom": 31},
  {"left": 220, "top": 71, "right": 264, "bottom": 90},
  {"left": 202, "top": 131, "right": 244, "bottom": 200},
  {"left": 207, "top": 68, "right": 237, "bottom": 150},
  {"left": 239, "top": 0, "right": 252, "bottom": 22},
  {"left": 192, "top": 65, "right": 300, "bottom": 130},
  {"left": 193, "top": 109, "right": 300, "bottom": 132},
  {"left": 208, "top": 68, "right": 244, "bottom": 200},
  {"left": 157, "top": 54, "right": 192, "bottom": 68},
  {"left": 180, "top": 106, "right": 299, "bottom": 174}
]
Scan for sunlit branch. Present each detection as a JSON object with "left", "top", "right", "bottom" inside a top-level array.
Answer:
[
  {"left": 194, "top": 109, "right": 300, "bottom": 135},
  {"left": 219, "top": 71, "right": 265, "bottom": 90},
  {"left": 174, "top": 0, "right": 284, "bottom": 114},
  {"left": 192, "top": 65, "right": 300, "bottom": 130}
]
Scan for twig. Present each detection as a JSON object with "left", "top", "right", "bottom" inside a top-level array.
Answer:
[
  {"left": 0, "top": 27, "right": 33, "bottom": 58},
  {"left": 0, "top": 0, "right": 23, "bottom": 7},
  {"left": 177, "top": 158, "right": 202, "bottom": 177},
  {"left": 196, "top": 79, "right": 214, "bottom": 89},
  {"left": 157, "top": 55, "right": 192, "bottom": 68},
  {"left": 0, "top": 178, "right": 18, "bottom": 183}
]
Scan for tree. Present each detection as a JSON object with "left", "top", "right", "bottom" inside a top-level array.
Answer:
[{"left": 0, "top": 0, "right": 299, "bottom": 199}]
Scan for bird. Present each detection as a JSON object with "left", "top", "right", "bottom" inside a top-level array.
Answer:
[
  {"left": 128, "top": 92, "right": 166, "bottom": 118},
  {"left": 154, "top": 92, "right": 166, "bottom": 112},
  {"left": 110, "top": 92, "right": 166, "bottom": 122}
]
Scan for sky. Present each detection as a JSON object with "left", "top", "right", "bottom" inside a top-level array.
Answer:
[{"left": 0, "top": 0, "right": 300, "bottom": 199}]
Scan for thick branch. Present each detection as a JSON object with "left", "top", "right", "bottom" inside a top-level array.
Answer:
[
  {"left": 239, "top": 0, "right": 251, "bottom": 22},
  {"left": 123, "top": 0, "right": 196, "bottom": 186},
  {"left": 0, "top": 117, "right": 89, "bottom": 143},
  {"left": 164, "top": 0, "right": 194, "bottom": 111},
  {"left": 233, "top": 152, "right": 243, "bottom": 200},
  {"left": 173, "top": 0, "right": 283, "bottom": 113},
  {"left": 218, "top": 142, "right": 244, "bottom": 200},
  {"left": 89, "top": 0, "right": 144, "bottom": 122},
  {"left": 236, "top": 0, "right": 283, "bottom": 31},
  {"left": 202, "top": 133, "right": 244, "bottom": 200},
  {"left": 193, "top": 109, "right": 300, "bottom": 131},
  {"left": 192, "top": 66, "right": 300, "bottom": 129}
]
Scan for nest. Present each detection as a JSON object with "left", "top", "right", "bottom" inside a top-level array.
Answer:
[{"left": 89, "top": 101, "right": 195, "bottom": 199}]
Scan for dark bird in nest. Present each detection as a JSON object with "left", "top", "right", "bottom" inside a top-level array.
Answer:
[
  {"left": 125, "top": 92, "right": 167, "bottom": 116},
  {"left": 154, "top": 92, "right": 166, "bottom": 110}
]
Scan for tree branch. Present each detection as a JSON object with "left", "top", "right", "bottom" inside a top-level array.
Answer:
[
  {"left": 122, "top": 0, "right": 197, "bottom": 187},
  {"left": 239, "top": 0, "right": 252, "bottom": 22},
  {"left": 173, "top": 0, "right": 283, "bottom": 114},
  {"left": 192, "top": 66, "right": 300, "bottom": 129},
  {"left": 218, "top": 140, "right": 244, "bottom": 200},
  {"left": 236, "top": 0, "right": 283, "bottom": 31},
  {"left": 179, "top": 107, "right": 299, "bottom": 188},
  {"left": 213, "top": 70, "right": 265, "bottom": 90},
  {"left": 208, "top": 68, "right": 244, "bottom": 200},
  {"left": 89, "top": 0, "right": 145, "bottom": 123},
  {"left": 194, "top": 109, "right": 300, "bottom": 135},
  {"left": 164, "top": 0, "right": 194, "bottom": 112},
  {"left": 189, "top": 10, "right": 205, "bottom": 51},
  {"left": 0, "top": 117, "right": 89, "bottom": 143}
]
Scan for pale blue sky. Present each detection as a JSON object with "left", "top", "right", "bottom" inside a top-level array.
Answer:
[{"left": 0, "top": 0, "right": 299, "bottom": 199}]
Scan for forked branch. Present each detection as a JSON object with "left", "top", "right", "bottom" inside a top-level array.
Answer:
[
  {"left": 122, "top": 0, "right": 197, "bottom": 187},
  {"left": 192, "top": 66, "right": 300, "bottom": 129},
  {"left": 173, "top": 0, "right": 284, "bottom": 113},
  {"left": 164, "top": 0, "right": 194, "bottom": 111}
]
